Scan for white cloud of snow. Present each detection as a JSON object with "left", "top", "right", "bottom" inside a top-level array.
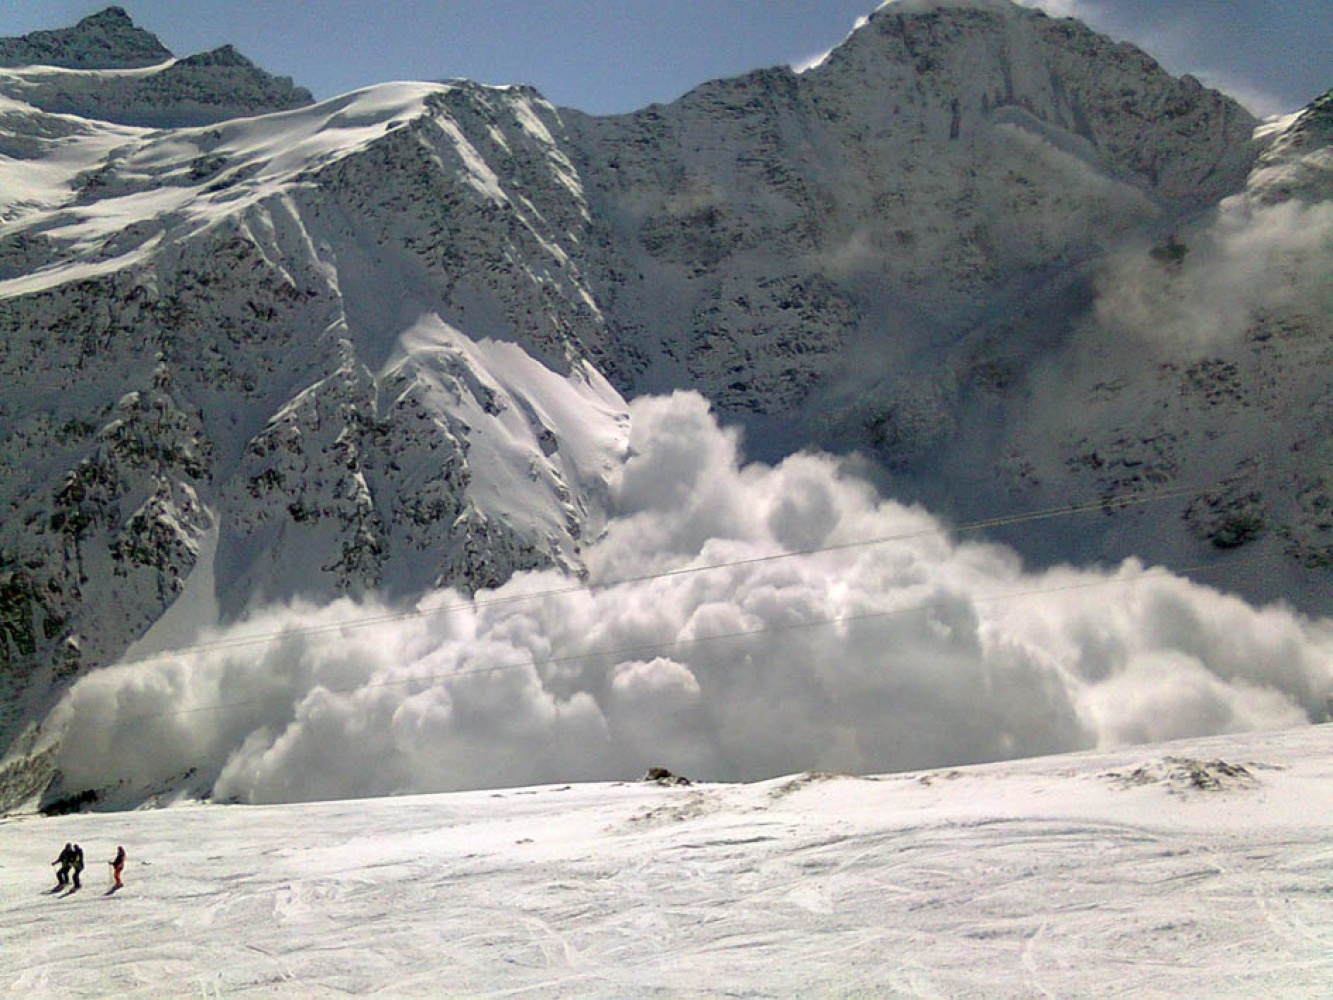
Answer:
[
  {"left": 1092, "top": 194, "right": 1333, "bottom": 354},
  {"left": 46, "top": 391, "right": 1333, "bottom": 804}
]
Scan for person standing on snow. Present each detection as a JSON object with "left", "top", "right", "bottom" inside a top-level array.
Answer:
[
  {"left": 51, "top": 843, "right": 74, "bottom": 888},
  {"left": 70, "top": 844, "right": 85, "bottom": 890},
  {"left": 108, "top": 846, "right": 126, "bottom": 889}
]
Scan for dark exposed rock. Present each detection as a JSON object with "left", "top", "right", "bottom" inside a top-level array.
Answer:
[{"left": 642, "top": 767, "right": 692, "bottom": 786}]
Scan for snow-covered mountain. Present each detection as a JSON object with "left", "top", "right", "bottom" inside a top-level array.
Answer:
[
  {"left": 0, "top": 3, "right": 1330, "bottom": 808},
  {"left": 560, "top": 0, "right": 1329, "bottom": 612},
  {"left": 0, "top": 80, "right": 632, "bottom": 783}
]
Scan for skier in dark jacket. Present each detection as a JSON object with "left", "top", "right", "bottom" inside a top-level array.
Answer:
[
  {"left": 70, "top": 844, "right": 85, "bottom": 889},
  {"left": 51, "top": 843, "right": 74, "bottom": 887}
]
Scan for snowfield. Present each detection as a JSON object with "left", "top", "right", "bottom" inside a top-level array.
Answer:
[{"left": 3, "top": 724, "right": 1331, "bottom": 997}]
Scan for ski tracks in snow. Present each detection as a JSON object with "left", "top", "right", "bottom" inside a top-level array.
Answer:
[{"left": 3, "top": 728, "right": 1333, "bottom": 995}]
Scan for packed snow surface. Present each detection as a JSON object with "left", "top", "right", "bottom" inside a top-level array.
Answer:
[{"left": 3, "top": 724, "right": 1330, "bottom": 997}]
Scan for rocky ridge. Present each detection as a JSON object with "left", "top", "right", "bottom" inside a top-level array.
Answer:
[
  {"left": 0, "top": 7, "right": 170, "bottom": 70},
  {"left": 0, "top": 7, "right": 312, "bottom": 128}
]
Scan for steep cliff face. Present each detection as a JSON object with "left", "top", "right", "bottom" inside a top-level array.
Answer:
[{"left": 0, "top": 2, "right": 1328, "bottom": 780}]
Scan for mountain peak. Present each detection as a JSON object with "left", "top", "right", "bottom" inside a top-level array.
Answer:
[
  {"left": 76, "top": 6, "right": 135, "bottom": 29},
  {"left": 876, "top": 0, "right": 1026, "bottom": 13},
  {"left": 810, "top": 0, "right": 1255, "bottom": 205},
  {"left": 176, "top": 44, "right": 256, "bottom": 70},
  {"left": 0, "top": 12, "right": 314, "bottom": 128},
  {"left": 0, "top": 5, "right": 173, "bottom": 70}
]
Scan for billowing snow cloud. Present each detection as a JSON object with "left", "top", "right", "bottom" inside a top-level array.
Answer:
[
  {"left": 45, "top": 392, "right": 1333, "bottom": 804},
  {"left": 1093, "top": 195, "right": 1333, "bottom": 353}
]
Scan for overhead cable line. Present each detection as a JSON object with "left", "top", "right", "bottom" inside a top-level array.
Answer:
[{"left": 108, "top": 480, "right": 1221, "bottom": 672}]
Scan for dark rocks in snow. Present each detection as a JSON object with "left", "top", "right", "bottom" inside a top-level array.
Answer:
[
  {"left": 1104, "top": 756, "right": 1261, "bottom": 794},
  {"left": 642, "top": 767, "right": 692, "bottom": 786}
]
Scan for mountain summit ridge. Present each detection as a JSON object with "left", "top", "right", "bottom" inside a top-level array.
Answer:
[{"left": 0, "top": 7, "right": 313, "bottom": 128}]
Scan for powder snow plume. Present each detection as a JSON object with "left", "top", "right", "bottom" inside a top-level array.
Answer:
[
  {"left": 1094, "top": 197, "right": 1333, "bottom": 354},
  {"left": 44, "top": 392, "right": 1333, "bottom": 803}
]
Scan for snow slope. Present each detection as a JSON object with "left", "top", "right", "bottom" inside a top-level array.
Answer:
[{"left": 2, "top": 723, "right": 1330, "bottom": 997}]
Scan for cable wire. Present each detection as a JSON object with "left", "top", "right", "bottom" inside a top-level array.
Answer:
[
  {"left": 111, "top": 479, "right": 1216, "bottom": 672},
  {"left": 92, "top": 534, "right": 1259, "bottom": 727}
]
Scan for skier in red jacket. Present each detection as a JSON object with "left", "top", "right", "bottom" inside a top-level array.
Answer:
[{"left": 108, "top": 845, "right": 126, "bottom": 889}]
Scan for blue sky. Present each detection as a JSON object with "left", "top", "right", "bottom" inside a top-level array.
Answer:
[{"left": 0, "top": 1, "right": 1327, "bottom": 117}]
